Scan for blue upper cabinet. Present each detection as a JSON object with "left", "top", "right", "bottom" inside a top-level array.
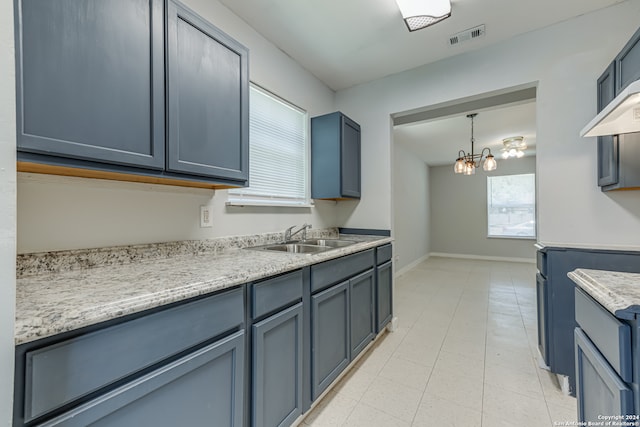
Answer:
[
  {"left": 595, "top": 25, "right": 640, "bottom": 192},
  {"left": 615, "top": 25, "right": 640, "bottom": 96},
  {"left": 167, "top": 0, "right": 249, "bottom": 182},
  {"left": 16, "top": 0, "right": 165, "bottom": 170},
  {"left": 311, "top": 112, "right": 361, "bottom": 200},
  {"left": 15, "top": 0, "right": 249, "bottom": 188}
]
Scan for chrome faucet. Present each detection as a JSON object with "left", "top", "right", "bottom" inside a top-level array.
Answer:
[{"left": 284, "top": 223, "right": 311, "bottom": 242}]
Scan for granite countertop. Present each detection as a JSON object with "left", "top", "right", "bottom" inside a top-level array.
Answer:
[
  {"left": 568, "top": 268, "right": 640, "bottom": 320},
  {"left": 537, "top": 242, "right": 640, "bottom": 252},
  {"left": 16, "top": 233, "right": 392, "bottom": 346}
]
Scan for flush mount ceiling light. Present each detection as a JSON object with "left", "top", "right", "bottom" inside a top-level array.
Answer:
[
  {"left": 501, "top": 136, "right": 527, "bottom": 159},
  {"left": 454, "top": 113, "right": 497, "bottom": 175},
  {"left": 395, "top": 0, "right": 452, "bottom": 32}
]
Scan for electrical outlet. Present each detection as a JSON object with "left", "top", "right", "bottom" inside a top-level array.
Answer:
[{"left": 200, "top": 205, "right": 213, "bottom": 228}]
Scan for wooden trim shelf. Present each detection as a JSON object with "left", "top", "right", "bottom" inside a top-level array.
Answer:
[
  {"left": 17, "top": 162, "right": 238, "bottom": 190},
  {"left": 610, "top": 186, "right": 640, "bottom": 191}
]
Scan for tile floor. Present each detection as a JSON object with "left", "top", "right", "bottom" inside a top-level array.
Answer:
[{"left": 302, "top": 256, "right": 577, "bottom": 427}]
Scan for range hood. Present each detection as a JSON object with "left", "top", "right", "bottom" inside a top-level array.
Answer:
[{"left": 581, "top": 79, "right": 640, "bottom": 137}]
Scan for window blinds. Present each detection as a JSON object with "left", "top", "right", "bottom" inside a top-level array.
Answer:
[{"left": 228, "top": 84, "right": 309, "bottom": 206}]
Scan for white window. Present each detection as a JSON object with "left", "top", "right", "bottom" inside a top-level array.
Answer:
[
  {"left": 487, "top": 173, "right": 536, "bottom": 238},
  {"left": 228, "top": 84, "right": 310, "bottom": 207}
]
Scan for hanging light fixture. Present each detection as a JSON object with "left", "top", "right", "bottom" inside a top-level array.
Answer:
[
  {"left": 454, "top": 113, "right": 497, "bottom": 175},
  {"left": 395, "top": 0, "right": 452, "bottom": 32},
  {"left": 501, "top": 136, "right": 527, "bottom": 159}
]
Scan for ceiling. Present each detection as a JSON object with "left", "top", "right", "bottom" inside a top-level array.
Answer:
[
  {"left": 394, "top": 99, "right": 536, "bottom": 166},
  {"left": 218, "top": 0, "right": 626, "bottom": 91},
  {"left": 218, "top": 0, "right": 624, "bottom": 166}
]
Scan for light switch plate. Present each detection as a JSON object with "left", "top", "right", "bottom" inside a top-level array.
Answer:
[{"left": 200, "top": 205, "right": 213, "bottom": 228}]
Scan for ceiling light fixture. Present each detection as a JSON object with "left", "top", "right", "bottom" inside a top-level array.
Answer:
[
  {"left": 501, "top": 136, "right": 527, "bottom": 159},
  {"left": 395, "top": 0, "right": 452, "bottom": 32},
  {"left": 454, "top": 113, "right": 497, "bottom": 175}
]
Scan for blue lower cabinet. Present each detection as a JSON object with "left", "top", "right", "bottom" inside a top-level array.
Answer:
[
  {"left": 350, "top": 269, "right": 375, "bottom": 359},
  {"left": 15, "top": 248, "right": 392, "bottom": 427},
  {"left": 252, "top": 303, "right": 303, "bottom": 427},
  {"left": 537, "top": 247, "right": 640, "bottom": 394},
  {"left": 575, "top": 328, "right": 633, "bottom": 422},
  {"left": 311, "top": 281, "right": 350, "bottom": 400},
  {"left": 36, "top": 331, "right": 246, "bottom": 427}
]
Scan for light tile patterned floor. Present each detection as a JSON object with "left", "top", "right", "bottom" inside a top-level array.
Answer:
[{"left": 303, "top": 257, "right": 577, "bottom": 427}]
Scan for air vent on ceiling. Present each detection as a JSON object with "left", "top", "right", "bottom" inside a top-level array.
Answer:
[{"left": 449, "top": 25, "right": 485, "bottom": 46}]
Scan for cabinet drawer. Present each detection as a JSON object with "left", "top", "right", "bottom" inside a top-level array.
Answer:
[
  {"left": 311, "top": 249, "right": 374, "bottom": 293},
  {"left": 574, "top": 288, "right": 631, "bottom": 382},
  {"left": 24, "top": 287, "right": 244, "bottom": 422},
  {"left": 376, "top": 244, "right": 392, "bottom": 265},
  {"left": 251, "top": 270, "right": 303, "bottom": 319}
]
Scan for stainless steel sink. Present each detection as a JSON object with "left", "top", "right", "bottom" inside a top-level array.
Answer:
[
  {"left": 300, "top": 239, "right": 357, "bottom": 248},
  {"left": 246, "top": 238, "right": 356, "bottom": 254},
  {"left": 254, "top": 243, "right": 331, "bottom": 254}
]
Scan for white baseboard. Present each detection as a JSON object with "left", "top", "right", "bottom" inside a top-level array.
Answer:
[
  {"left": 556, "top": 374, "right": 572, "bottom": 395},
  {"left": 386, "top": 316, "right": 398, "bottom": 332},
  {"left": 394, "top": 254, "right": 430, "bottom": 277},
  {"left": 428, "top": 252, "right": 535, "bottom": 264}
]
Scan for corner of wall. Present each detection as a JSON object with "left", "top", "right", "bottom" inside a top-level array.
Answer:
[{"left": 0, "top": 0, "right": 17, "bottom": 421}]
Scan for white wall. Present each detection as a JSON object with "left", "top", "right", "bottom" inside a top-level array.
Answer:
[
  {"left": 392, "top": 144, "right": 430, "bottom": 271},
  {"left": 16, "top": 0, "right": 339, "bottom": 253},
  {"left": 430, "top": 156, "right": 536, "bottom": 260},
  {"left": 335, "top": 1, "right": 640, "bottom": 250},
  {"left": 0, "top": 0, "right": 16, "bottom": 422}
]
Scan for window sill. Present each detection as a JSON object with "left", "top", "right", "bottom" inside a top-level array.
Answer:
[
  {"left": 487, "top": 235, "right": 537, "bottom": 240},
  {"left": 226, "top": 201, "right": 314, "bottom": 208}
]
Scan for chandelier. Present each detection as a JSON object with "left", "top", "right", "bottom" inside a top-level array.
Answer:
[
  {"left": 501, "top": 136, "right": 526, "bottom": 159},
  {"left": 454, "top": 113, "right": 497, "bottom": 175}
]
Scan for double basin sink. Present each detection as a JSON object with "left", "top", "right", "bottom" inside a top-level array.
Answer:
[{"left": 248, "top": 238, "right": 357, "bottom": 254}]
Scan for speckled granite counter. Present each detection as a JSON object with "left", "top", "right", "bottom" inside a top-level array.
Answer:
[
  {"left": 568, "top": 269, "right": 640, "bottom": 320},
  {"left": 16, "top": 232, "right": 392, "bottom": 345}
]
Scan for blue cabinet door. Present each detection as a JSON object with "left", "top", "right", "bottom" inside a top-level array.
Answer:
[
  {"left": 16, "top": 0, "right": 165, "bottom": 169},
  {"left": 615, "top": 26, "right": 640, "bottom": 96},
  {"left": 596, "top": 62, "right": 618, "bottom": 187},
  {"left": 575, "top": 328, "right": 633, "bottom": 423},
  {"left": 167, "top": 0, "right": 249, "bottom": 183},
  {"left": 376, "top": 260, "right": 393, "bottom": 332},
  {"left": 311, "top": 281, "right": 350, "bottom": 400},
  {"left": 311, "top": 112, "right": 361, "bottom": 200},
  {"left": 350, "top": 269, "right": 375, "bottom": 359},
  {"left": 252, "top": 303, "right": 303, "bottom": 427},
  {"left": 536, "top": 272, "right": 549, "bottom": 365},
  {"left": 340, "top": 115, "right": 361, "bottom": 198},
  {"left": 36, "top": 331, "right": 245, "bottom": 427}
]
